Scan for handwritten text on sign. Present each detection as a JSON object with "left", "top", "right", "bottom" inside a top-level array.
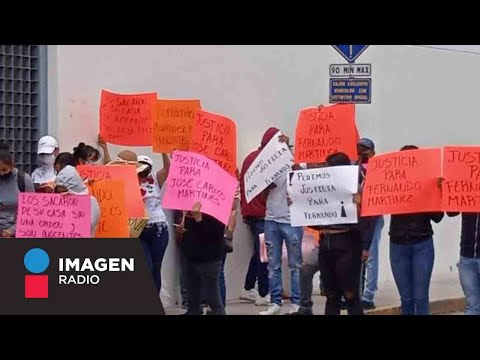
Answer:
[
  {"left": 361, "top": 148, "right": 442, "bottom": 216},
  {"left": 162, "top": 151, "right": 238, "bottom": 225},
  {"left": 153, "top": 99, "right": 201, "bottom": 153},
  {"left": 16, "top": 193, "right": 91, "bottom": 238},
  {"left": 99, "top": 90, "right": 157, "bottom": 146},
  {"left": 288, "top": 166, "right": 359, "bottom": 227},
  {"left": 294, "top": 104, "right": 357, "bottom": 163},
  {"left": 90, "top": 180, "right": 129, "bottom": 238},
  {"left": 244, "top": 131, "right": 294, "bottom": 203},
  {"left": 442, "top": 146, "right": 480, "bottom": 211},
  {"left": 78, "top": 165, "right": 144, "bottom": 218},
  {"left": 189, "top": 111, "right": 237, "bottom": 175}
]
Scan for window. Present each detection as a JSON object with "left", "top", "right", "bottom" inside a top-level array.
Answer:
[{"left": 0, "top": 45, "right": 47, "bottom": 174}]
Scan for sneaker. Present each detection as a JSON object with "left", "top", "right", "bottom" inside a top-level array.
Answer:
[
  {"left": 362, "top": 301, "right": 376, "bottom": 310},
  {"left": 240, "top": 288, "right": 258, "bottom": 302},
  {"left": 255, "top": 294, "right": 271, "bottom": 306},
  {"left": 259, "top": 303, "right": 282, "bottom": 315},
  {"left": 289, "top": 304, "right": 300, "bottom": 314}
]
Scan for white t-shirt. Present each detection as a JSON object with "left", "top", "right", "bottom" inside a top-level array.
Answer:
[
  {"left": 31, "top": 166, "right": 56, "bottom": 184},
  {"left": 140, "top": 174, "right": 167, "bottom": 225}
]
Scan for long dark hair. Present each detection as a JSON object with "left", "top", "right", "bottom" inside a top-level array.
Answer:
[{"left": 73, "top": 142, "right": 99, "bottom": 164}]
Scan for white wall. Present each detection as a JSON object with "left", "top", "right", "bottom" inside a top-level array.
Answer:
[{"left": 48, "top": 45, "right": 480, "bottom": 306}]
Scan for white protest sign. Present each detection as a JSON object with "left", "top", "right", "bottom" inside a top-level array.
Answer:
[
  {"left": 244, "top": 131, "right": 294, "bottom": 203},
  {"left": 287, "top": 165, "right": 359, "bottom": 227}
]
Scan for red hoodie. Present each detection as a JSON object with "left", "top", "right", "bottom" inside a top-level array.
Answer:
[{"left": 240, "top": 127, "right": 280, "bottom": 219}]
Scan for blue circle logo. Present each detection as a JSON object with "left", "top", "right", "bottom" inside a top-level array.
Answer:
[{"left": 24, "top": 248, "right": 50, "bottom": 274}]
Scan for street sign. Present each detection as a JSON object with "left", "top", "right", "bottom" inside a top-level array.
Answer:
[
  {"left": 330, "top": 64, "right": 371, "bottom": 77},
  {"left": 332, "top": 45, "right": 369, "bottom": 63},
  {"left": 329, "top": 78, "right": 371, "bottom": 104}
]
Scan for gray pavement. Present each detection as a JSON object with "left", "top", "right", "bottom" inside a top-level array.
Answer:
[{"left": 165, "top": 274, "right": 464, "bottom": 315}]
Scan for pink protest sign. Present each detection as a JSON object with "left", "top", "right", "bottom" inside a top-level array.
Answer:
[
  {"left": 16, "top": 193, "right": 91, "bottom": 238},
  {"left": 162, "top": 150, "right": 238, "bottom": 225}
]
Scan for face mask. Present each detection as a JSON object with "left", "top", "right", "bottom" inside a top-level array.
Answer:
[{"left": 39, "top": 154, "right": 55, "bottom": 167}]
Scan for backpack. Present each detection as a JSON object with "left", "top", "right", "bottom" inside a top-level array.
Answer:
[{"left": 17, "top": 170, "right": 26, "bottom": 192}]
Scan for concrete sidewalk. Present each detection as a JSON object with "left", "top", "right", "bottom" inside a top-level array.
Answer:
[{"left": 165, "top": 274, "right": 465, "bottom": 315}]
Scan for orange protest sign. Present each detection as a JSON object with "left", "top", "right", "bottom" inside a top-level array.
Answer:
[
  {"left": 99, "top": 89, "right": 157, "bottom": 146},
  {"left": 90, "top": 180, "right": 129, "bottom": 238},
  {"left": 361, "top": 148, "right": 442, "bottom": 216},
  {"left": 77, "top": 165, "right": 144, "bottom": 218},
  {"left": 294, "top": 104, "right": 358, "bottom": 163},
  {"left": 442, "top": 146, "right": 480, "bottom": 211},
  {"left": 152, "top": 99, "right": 201, "bottom": 153},
  {"left": 189, "top": 110, "right": 237, "bottom": 175}
]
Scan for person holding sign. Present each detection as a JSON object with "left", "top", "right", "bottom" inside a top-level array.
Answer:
[
  {"left": 312, "top": 152, "right": 373, "bottom": 316},
  {"left": 259, "top": 132, "right": 304, "bottom": 316},
  {"left": 54, "top": 165, "right": 100, "bottom": 237},
  {"left": 437, "top": 176, "right": 480, "bottom": 316},
  {"left": 389, "top": 145, "right": 444, "bottom": 316},
  {"left": 136, "top": 154, "right": 170, "bottom": 295},
  {"left": 0, "top": 142, "right": 35, "bottom": 238},
  {"left": 179, "top": 202, "right": 226, "bottom": 315},
  {"left": 238, "top": 128, "right": 276, "bottom": 306},
  {"left": 31, "top": 135, "right": 59, "bottom": 193}
]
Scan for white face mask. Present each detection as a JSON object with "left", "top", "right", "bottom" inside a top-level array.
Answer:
[{"left": 39, "top": 153, "right": 55, "bottom": 167}]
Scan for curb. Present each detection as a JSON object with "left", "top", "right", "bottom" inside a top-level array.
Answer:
[{"left": 366, "top": 297, "right": 465, "bottom": 315}]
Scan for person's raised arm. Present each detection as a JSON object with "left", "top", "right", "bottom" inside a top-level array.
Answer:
[
  {"left": 156, "top": 153, "right": 171, "bottom": 189},
  {"left": 98, "top": 135, "right": 111, "bottom": 164}
]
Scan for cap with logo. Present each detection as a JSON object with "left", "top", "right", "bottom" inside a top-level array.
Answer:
[{"left": 37, "top": 135, "right": 59, "bottom": 155}]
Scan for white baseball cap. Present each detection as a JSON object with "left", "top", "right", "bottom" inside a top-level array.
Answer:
[
  {"left": 137, "top": 155, "right": 153, "bottom": 168},
  {"left": 37, "top": 135, "right": 58, "bottom": 154}
]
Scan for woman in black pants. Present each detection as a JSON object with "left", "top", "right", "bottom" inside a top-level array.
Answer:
[
  {"left": 317, "top": 152, "right": 374, "bottom": 315},
  {"left": 180, "top": 202, "right": 226, "bottom": 315}
]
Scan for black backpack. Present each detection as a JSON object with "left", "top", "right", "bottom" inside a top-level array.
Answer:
[{"left": 17, "top": 170, "right": 26, "bottom": 192}]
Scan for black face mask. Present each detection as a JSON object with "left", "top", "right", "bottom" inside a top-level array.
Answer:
[{"left": 0, "top": 172, "right": 13, "bottom": 180}]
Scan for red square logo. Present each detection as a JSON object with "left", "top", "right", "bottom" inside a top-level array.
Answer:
[{"left": 25, "top": 275, "right": 48, "bottom": 299}]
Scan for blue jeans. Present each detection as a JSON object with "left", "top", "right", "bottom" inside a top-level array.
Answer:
[
  {"left": 139, "top": 223, "right": 169, "bottom": 293},
  {"left": 244, "top": 219, "right": 269, "bottom": 297},
  {"left": 390, "top": 238, "right": 434, "bottom": 315},
  {"left": 264, "top": 220, "right": 303, "bottom": 306},
  {"left": 458, "top": 256, "right": 480, "bottom": 315},
  {"left": 362, "top": 216, "right": 385, "bottom": 302}
]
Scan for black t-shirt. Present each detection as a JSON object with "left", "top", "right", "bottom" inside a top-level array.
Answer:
[{"left": 181, "top": 214, "right": 225, "bottom": 263}]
